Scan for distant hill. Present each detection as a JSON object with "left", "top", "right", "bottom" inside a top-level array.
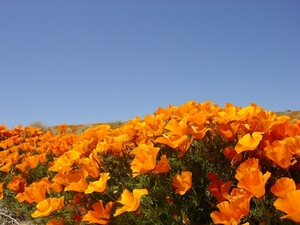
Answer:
[{"left": 49, "top": 110, "right": 300, "bottom": 134}]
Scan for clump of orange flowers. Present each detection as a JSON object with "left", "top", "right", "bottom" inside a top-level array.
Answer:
[{"left": 0, "top": 101, "right": 299, "bottom": 224}]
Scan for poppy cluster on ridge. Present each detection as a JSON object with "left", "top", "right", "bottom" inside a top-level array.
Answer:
[{"left": 0, "top": 100, "right": 299, "bottom": 224}]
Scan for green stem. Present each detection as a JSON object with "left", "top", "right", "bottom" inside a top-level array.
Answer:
[
  {"left": 260, "top": 198, "right": 268, "bottom": 222},
  {"left": 105, "top": 192, "right": 117, "bottom": 201}
]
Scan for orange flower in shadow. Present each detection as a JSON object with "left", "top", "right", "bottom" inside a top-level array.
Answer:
[
  {"left": 31, "top": 196, "right": 64, "bottom": 218},
  {"left": 223, "top": 147, "right": 242, "bottom": 166},
  {"left": 114, "top": 189, "right": 148, "bottom": 217},
  {"left": 82, "top": 200, "right": 114, "bottom": 224},
  {"left": 208, "top": 179, "right": 232, "bottom": 203},
  {"left": 207, "top": 172, "right": 219, "bottom": 182},
  {"left": 46, "top": 218, "right": 64, "bottom": 225},
  {"left": 154, "top": 154, "right": 170, "bottom": 174},
  {"left": 7, "top": 175, "right": 26, "bottom": 194},
  {"left": 216, "top": 124, "right": 238, "bottom": 142},
  {"left": 172, "top": 171, "right": 192, "bottom": 195}
]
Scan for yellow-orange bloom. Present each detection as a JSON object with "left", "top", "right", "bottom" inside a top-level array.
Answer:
[
  {"left": 49, "top": 150, "right": 81, "bottom": 173},
  {"left": 235, "top": 132, "right": 263, "bottom": 154},
  {"left": 82, "top": 200, "right": 114, "bottom": 224},
  {"left": 31, "top": 196, "right": 64, "bottom": 218},
  {"left": 154, "top": 154, "right": 170, "bottom": 174},
  {"left": 172, "top": 171, "right": 192, "bottom": 195},
  {"left": 270, "top": 177, "right": 296, "bottom": 199},
  {"left": 85, "top": 173, "right": 110, "bottom": 194},
  {"left": 274, "top": 190, "right": 300, "bottom": 223},
  {"left": 114, "top": 189, "right": 148, "bottom": 217},
  {"left": 130, "top": 143, "right": 160, "bottom": 178}
]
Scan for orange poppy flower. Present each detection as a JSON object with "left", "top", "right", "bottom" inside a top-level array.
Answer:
[
  {"left": 82, "top": 200, "right": 114, "bottom": 224},
  {"left": 270, "top": 177, "right": 296, "bottom": 199},
  {"left": 0, "top": 182, "right": 3, "bottom": 199},
  {"left": 31, "top": 196, "right": 64, "bottom": 218},
  {"left": 273, "top": 190, "right": 300, "bottom": 223},
  {"left": 130, "top": 143, "right": 160, "bottom": 178},
  {"left": 235, "top": 158, "right": 260, "bottom": 181},
  {"left": 81, "top": 156, "right": 100, "bottom": 179},
  {"left": 49, "top": 150, "right": 81, "bottom": 173},
  {"left": 189, "top": 111, "right": 212, "bottom": 140},
  {"left": 237, "top": 169, "right": 271, "bottom": 199},
  {"left": 210, "top": 201, "right": 243, "bottom": 225},
  {"left": 7, "top": 175, "right": 26, "bottom": 193},
  {"left": 155, "top": 134, "right": 193, "bottom": 156},
  {"left": 0, "top": 151, "right": 19, "bottom": 172},
  {"left": 144, "top": 114, "right": 165, "bottom": 137},
  {"left": 235, "top": 132, "right": 263, "bottom": 154},
  {"left": 85, "top": 173, "right": 110, "bottom": 194},
  {"left": 214, "top": 104, "right": 237, "bottom": 124},
  {"left": 164, "top": 117, "right": 190, "bottom": 137},
  {"left": 64, "top": 169, "right": 89, "bottom": 192},
  {"left": 15, "top": 177, "right": 52, "bottom": 204},
  {"left": 285, "top": 136, "right": 300, "bottom": 156},
  {"left": 264, "top": 140, "right": 295, "bottom": 169},
  {"left": 114, "top": 189, "right": 148, "bottom": 217},
  {"left": 172, "top": 171, "right": 192, "bottom": 195},
  {"left": 224, "top": 188, "right": 252, "bottom": 217},
  {"left": 154, "top": 154, "right": 170, "bottom": 174},
  {"left": 15, "top": 153, "right": 47, "bottom": 172},
  {"left": 216, "top": 124, "right": 236, "bottom": 141}
]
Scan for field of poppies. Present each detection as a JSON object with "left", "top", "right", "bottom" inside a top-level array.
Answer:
[{"left": 0, "top": 100, "right": 300, "bottom": 225}]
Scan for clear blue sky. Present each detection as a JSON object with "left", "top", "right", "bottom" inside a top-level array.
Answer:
[{"left": 1, "top": 1, "right": 300, "bottom": 128}]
